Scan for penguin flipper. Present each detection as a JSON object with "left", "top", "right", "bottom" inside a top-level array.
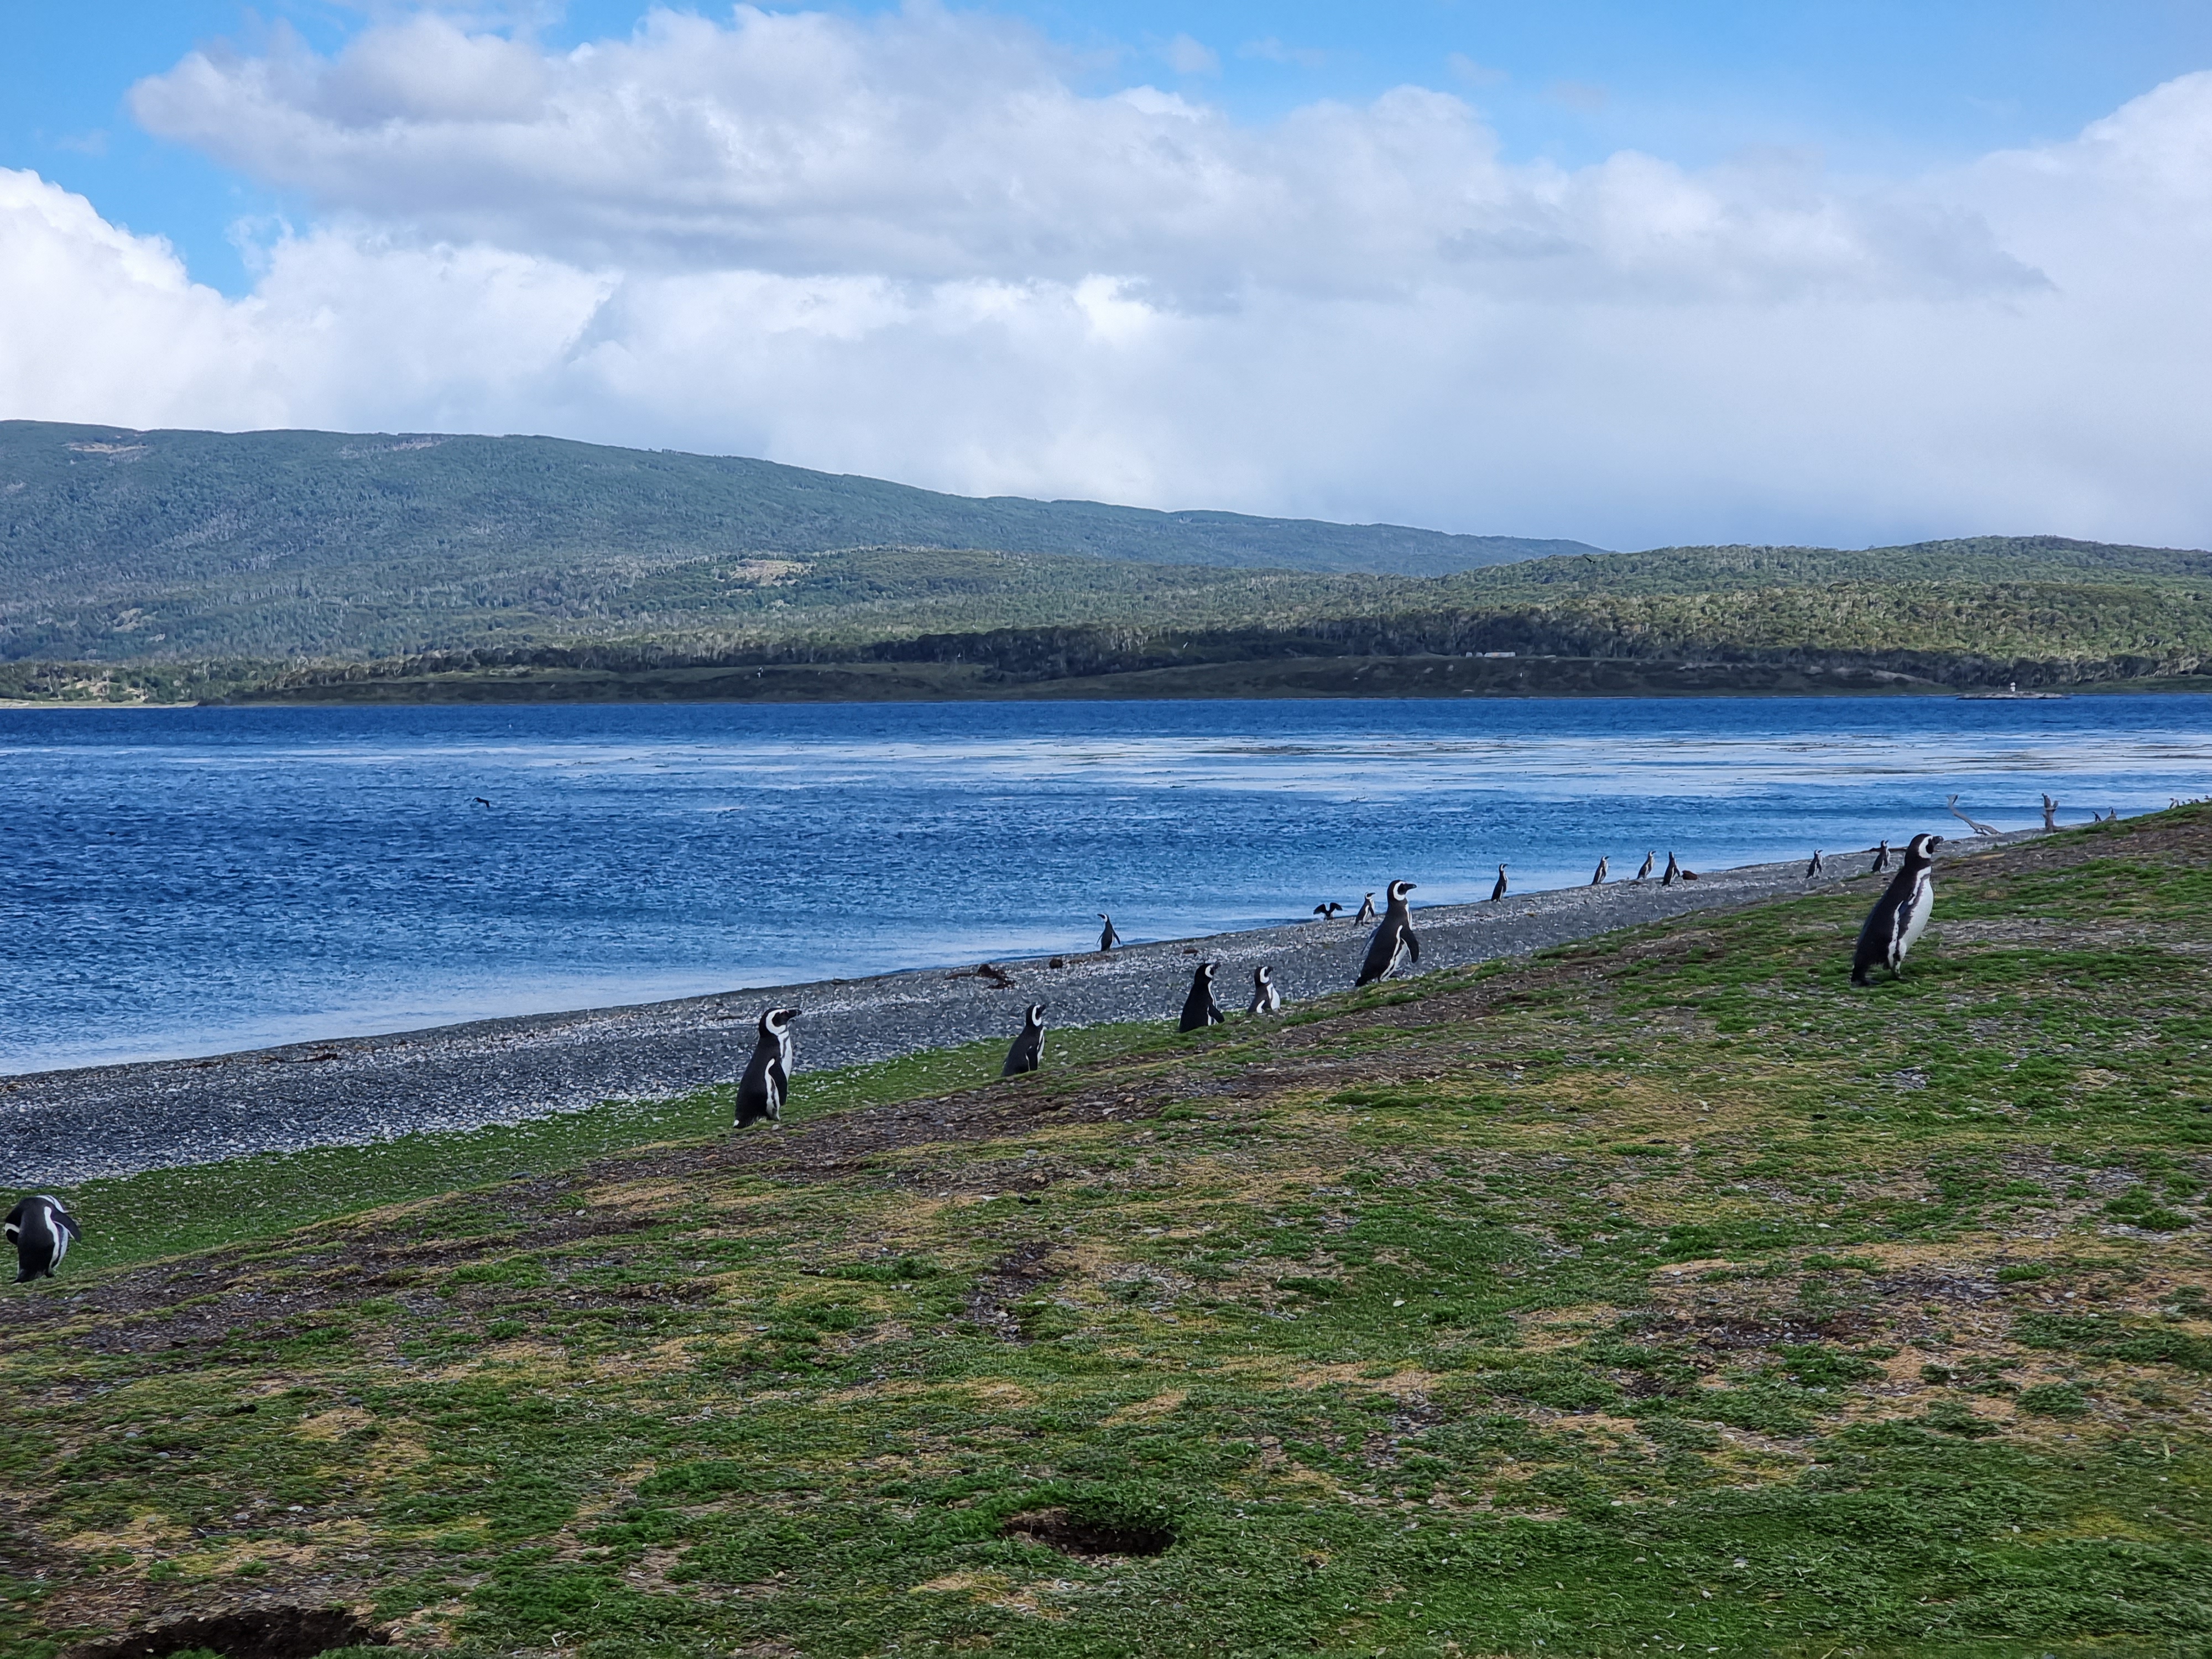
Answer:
[
  {"left": 1405, "top": 927, "right": 1421, "bottom": 966},
  {"left": 56, "top": 1210, "right": 82, "bottom": 1243}
]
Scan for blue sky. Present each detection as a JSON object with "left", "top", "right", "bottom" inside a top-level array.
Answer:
[
  {"left": 11, "top": 1, "right": 2211, "bottom": 294},
  {"left": 3, "top": 3, "right": 2210, "bottom": 547}
]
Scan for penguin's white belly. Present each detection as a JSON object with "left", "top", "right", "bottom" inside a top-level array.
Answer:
[{"left": 1894, "top": 875, "right": 1933, "bottom": 965}]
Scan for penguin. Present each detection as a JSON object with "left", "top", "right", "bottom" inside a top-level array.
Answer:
[
  {"left": 1355, "top": 879, "right": 1421, "bottom": 985},
  {"left": 1851, "top": 832, "right": 1944, "bottom": 987},
  {"left": 1003, "top": 1003, "right": 1047, "bottom": 1076},
  {"left": 1661, "top": 852, "right": 1681, "bottom": 888},
  {"left": 1249, "top": 964, "right": 1283, "bottom": 1015},
  {"left": 1490, "top": 864, "right": 1509, "bottom": 902},
  {"left": 1871, "top": 839, "right": 1891, "bottom": 873},
  {"left": 1354, "top": 893, "right": 1377, "bottom": 924},
  {"left": 734, "top": 1007, "right": 799, "bottom": 1128},
  {"left": 1180, "top": 963, "right": 1224, "bottom": 1031},
  {"left": 1312, "top": 901, "right": 1345, "bottom": 921},
  {"left": 1806, "top": 849, "right": 1824, "bottom": 879},
  {"left": 1590, "top": 856, "right": 1609, "bottom": 887},
  {"left": 1635, "top": 851, "right": 1655, "bottom": 882},
  {"left": 1098, "top": 913, "right": 1120, "bottom": 952},
  {"left": 2042, "top": 793, "right": 2059, "bottom": 831},
  {"left": 6, "top": 1195, "right": 81, "bottom": 1283}
]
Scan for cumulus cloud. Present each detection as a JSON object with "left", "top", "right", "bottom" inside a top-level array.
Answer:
[{"left": 0, "top": 6, "right": 2204, "bottom": 550}]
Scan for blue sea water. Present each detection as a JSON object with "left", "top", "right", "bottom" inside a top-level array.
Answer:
[{"left": 4, "top": 695, "right": 2210, "bottom": 1074}]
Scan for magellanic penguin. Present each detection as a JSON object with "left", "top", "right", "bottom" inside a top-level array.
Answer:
[
  {"left": 1490, "top": 864, "right": 1509, "bottom": 902},
  {"left": 1661, "top": 851, "right": 1681, "bottom": 887},
  {"left": 1871, "top": 840, "right": 1891, "bottom": 873},
  {"left": 1354, "top": 892, "right": 1377, "bottom": 924},
  {"left": 1004, "top": 1003, "right": 1047, "bottom": 1076},
  {"left": 1355, "top": 879, "right": 1421, "bottom": 985},
  {"left": 6, "top": 1195, "right": 81, "bottom": 1283},
  {"left": 734, "top": 1007, "right": 799, "bottom": 1128},
  {"left": 1180, "top": 963, "right": 1225, "bottom": 1031},
  {"left": 1590, "top": 856, "right": 1609, "bottom": 886},
  {"left": 1852, "top": 833, "right": 1944, "bottom": 987},
  {"left": 1098, "top": 912, "right": 1120, "bottom": 952},
  {"left": 1806, "top": 849, "right": 1824, "bottom": 879},
  {"left": 1249, "top": 964, "right": 1283, "bottom": 1015},
  {"left": 1636, "top": 851, "right": 1655, "bottom": 882}
]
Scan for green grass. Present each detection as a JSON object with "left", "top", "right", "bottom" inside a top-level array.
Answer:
[{"left": 5, "top": 812, "right": 2211, "bottom": 1658}]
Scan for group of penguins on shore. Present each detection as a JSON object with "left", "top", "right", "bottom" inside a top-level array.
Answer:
[
  {"left": 718, "top": 831, "right": 1946, "bottom": 1138},
  {"left": 6, "top": 833, "right": 1947, "bottom": 1286}
]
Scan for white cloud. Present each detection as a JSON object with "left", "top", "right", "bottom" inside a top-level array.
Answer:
[
  {"left": 1159, "top": 33, "right": 1218, "bottom": 77},
  {"left": 0, "top": 8, "right": 2203, "bottom": 552}
]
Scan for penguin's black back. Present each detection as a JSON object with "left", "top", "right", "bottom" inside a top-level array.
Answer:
[
  {"left": 1180, "top": 964, "right": 1223, "bottom": 1031},
  {"left": 1852, "top": 841, "right": 1938, "bottom": 985}
]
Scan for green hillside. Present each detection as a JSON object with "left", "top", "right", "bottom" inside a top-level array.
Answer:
[
  {"left": 0, "top": 420, "right": 1595, "bottom": 660},
  {"left": 6, "top": 812, "right": 2209, "bottom": 1656}
]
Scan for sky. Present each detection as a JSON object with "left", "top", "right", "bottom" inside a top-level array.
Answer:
[{"left": 3, "top": 1, "right": 2211, "bottom": 551}]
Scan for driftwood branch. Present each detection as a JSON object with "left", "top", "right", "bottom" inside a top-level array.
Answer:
[{"left": 1947, "top": 794, "right": 2001, "bottom": 837}]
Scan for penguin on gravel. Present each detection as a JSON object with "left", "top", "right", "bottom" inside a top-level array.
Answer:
[
  {"left": 1871, "top": 840, "right": 1891, "bottom": 873},
  {"left": 1249, "top": 964, "right": 1283, "bottom": 1015},
  {"left": 1490, "top": 864, "right": 1509, "bottom": 902},
  {"left": 1636, "top": 851, "right": 1655, "bottom": 882},
  {"left": 1098, "top": 913, "right": 1120, "bottom": 952},
  {"left": 1852, "top": 833, "right": 1944, "bottom": 987},
  {"left": 1806, "top": 849, "right": 1824, "bottom": 879},
  {"left": 6, "top": 1195, "right": 81, "bottom": 1283},
  {"left": 1180, "top": 963, "right": 1224, "bottom": 1031},
  {"left": 1356, "top": 879, "right": 1421, "bottom": 986},
  {"left": 1003, "top": 1003, "right": 1047, "bottom": 1076},
  {"left": 1354, "top": 892, "right": 1377, "bottom": 924},
  {"left": 1661, "top": 852, "right": 1681, "bottom": 887},
  {"left": 734, "top": 1007, "right": 799, "bottom": 1129},
  {"left": 1590, "top": 856, "right": 1609, "bottom": 886}
]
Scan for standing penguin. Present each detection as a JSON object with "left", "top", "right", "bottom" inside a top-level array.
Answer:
[
  {"left": 1356, "top": 879, "right": 1421, "bottom": 985},
  {"left": 1852, "top": 833, "right": 1944, "bottom": 986},
  {"left": 734, "top": 1008, "right": 799, "bottom": 1129},
  {"left": 1871, "top": 840, "right": 1891, "bottom": 873},
  {"left": 1490, "top": 864, "right": 1509, "bottom": 902},
  {"left": 1354, "top": 892, "right": 1377, "bottom": 924},
  {"left": 5, "top": 1195, "right": 81, "bottom": 1283},
  {"left": 1249, "top": 964, "right": 1283, "bottom": 1015},
  {"left": 1003, "top": 1003, "right": 1047, "bottom": 1076},
  {"left": 1661, "top": 852, "right": 1681, "bottom": 888},
  {"left": 1098, "top": 913, "right": 1120, "bottom": 952},
  {"left": 1636, "top": 851, "right": 1656, "bottom": 882},
  {"left": 1806, "top": 849, "right": 1824, "bottom": 879},
  {"left": 1590, "top": 856, "right": 1609, "bottom": 886},
  {"left": 1180, "top": 963, "right": 1224, "bottom": 1031}
]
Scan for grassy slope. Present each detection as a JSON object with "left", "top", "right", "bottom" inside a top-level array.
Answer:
[{"left": 4, "top": 816, "right": 2211, "bottom": 1658}]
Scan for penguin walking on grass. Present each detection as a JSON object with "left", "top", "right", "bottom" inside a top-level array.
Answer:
[
  {"left": 1806, "top": 849, "right": 1824, "bottom": 879},
  {"left": 1356, "top": 879, "right": 1420, "bottom": 985},
  {"left": 1636, "top": 852, "right": 1655, "bottom": 882},
  {"left": 1490, "top": 864, "right": 1509, "bottom": 902},
  {"left": 1871, "top": 840, "right": 1891, "bottom": 873},
  {"left": 1852, "top": 833, "right": 1944, "bottom": 987},
  {"left": 1003, "top": 1003, "right": 1047, "bottom": 1076},
  {"left": 6, "top": 1196, "right": 80, "bottom": 1283},
  {"left": 734, "top": 1007, "right": 799, "bottom": 1128},
  {"left": 1590, "top": 856, "right": 1609, "bottom": 886},
  {"left": 1249, "top": 964, "right": 1282, "bottom": 1015},
  {"left": 1098, "top": 914, "right": 1120, "bottom": 952},
  {"left": 1661, "top": 852, "right": 1681, "bottom": 888},
  {"left": 1354, "top": 893, "right": 1377, "bottom": 924},
  {"left": 1180, "top": 963, "right": 1224, "bottom": 1031}
]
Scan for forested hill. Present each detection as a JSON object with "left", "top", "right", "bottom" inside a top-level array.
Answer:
[{"left": 0, "top": 420, "right": 1593, "bottom": 598}]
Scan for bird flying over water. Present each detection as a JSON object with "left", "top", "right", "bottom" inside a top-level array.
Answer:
[{"left": 472, "top": 797, "right": 492, "bottom": 808}]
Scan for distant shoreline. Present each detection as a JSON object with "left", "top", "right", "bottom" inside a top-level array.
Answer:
[{"left": 7, "top": 656, "right": 2208, "bottom": 709}]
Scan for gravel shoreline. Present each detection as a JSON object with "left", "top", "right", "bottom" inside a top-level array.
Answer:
[{"left": 2, "top": 833, "right": 2041, "bottom": 1185}]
